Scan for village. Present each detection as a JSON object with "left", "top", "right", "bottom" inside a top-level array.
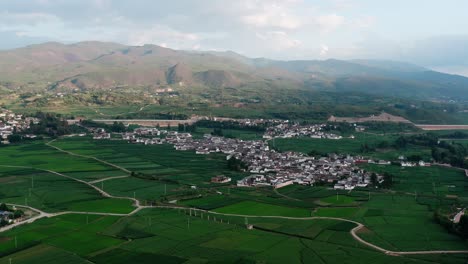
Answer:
[
  {"left": 0, "top": 108, "right": 40, "bottom": 144},
  {"left": 89, "top": 118, "right": 442, "bottom": 191},
  {"left": 263, "top": 122, "right": 344, "bottom": 139},
  {"left": 0, "top": 107, "right": 433, "bottom": 192},
  {"left": 91, "top": 123, "right": 392, "bottom": 191}
]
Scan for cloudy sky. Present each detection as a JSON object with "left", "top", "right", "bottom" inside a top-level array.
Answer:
[{"left": 1, "top": 0, "right": 468, "bottom": 75}]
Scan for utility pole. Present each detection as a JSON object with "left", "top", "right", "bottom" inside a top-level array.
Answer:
[
  {"left": 245, "top": 217, "right": 248, "bottom": 225},
  {"left": 133, "top": 192, "right": 136, "bottom": 199}
]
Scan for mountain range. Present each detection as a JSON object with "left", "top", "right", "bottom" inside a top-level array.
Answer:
[{"left": 0, "top": 41, "right": 467, "bottom": 103}]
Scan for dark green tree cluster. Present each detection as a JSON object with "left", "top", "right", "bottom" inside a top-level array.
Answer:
[
  {"left": 211, "top": 128, "right": 224, "bottom": 137},
  {"left": 360, "top": 121, "right": 419, "bottom": 133},
  {"left": 442, "top": 131, "right": 468, "bottom": 139},
  {"left": 24, "top": 112, "right": 82, "bottom": 137},
  {"left": 81, "top": 120, "right": 128, "bottom": 133},
  {"left": 434, "top": 209, "right": 468, "bottom": 239},
  {"left": 195, "top": 120, "right": 267, "bottom": 132},
  {"left": 323, "top": 122, "right": 354, "bottom": 134},
  {"left": 177, "top": 123, "right": 196, "bottom": 133},
  {"left": 227, "top": 157, "right": 247, "bottom": 171},
  {"left": 395, "top": 133, "right": 468, "bottom": 168},
  {"left": 380, "top": 172, "right": 393, "bottom": 188},
  {"left": 370, "top": 172, "right": 393, "bottom": 189},
  {"left": 0, "top": 203, "right": 24, "bottom": 227},
  {"left": 360, "top": 143, "right": 375, "bottom": 153},
  {"left": 110, "top": 121, "right": 126, "bottom": 132}
]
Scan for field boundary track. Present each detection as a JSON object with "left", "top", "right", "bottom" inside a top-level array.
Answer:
[
  {"left": 2, "top": 144, "right": 468, "bottom": 256},
  {"left": 46, "top": 139, "right": 131, "bottom": 174}
]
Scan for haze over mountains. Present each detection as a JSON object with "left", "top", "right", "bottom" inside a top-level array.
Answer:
[{"left": 1, "top": 41, "right": 468, "bottom": 101}]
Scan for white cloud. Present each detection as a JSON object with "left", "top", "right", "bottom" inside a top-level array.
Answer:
[
  {"left": 15, "top": 31, "right": 28, "bottom": 37},
  {"left": 353, "top": 16, "right": 376, "bottom": 29},
  {"left": 255, "top": 31, "right": 301, "bottom": 50},
  {"left": 126, "top": 25, "right": 199, "bottom": 48},
  {"left": 316, "top": 14, "right": 345, "bottom": 33},
  {"left": 320, "top": 44, "right": 329, "bottom": 56},
  {"left": 241, "top": 3, "right": 302, "bottom": 29},
  {"left": 0, "top": 11, "right": 61, "bottom": 26},
  {"left": 1, "top": 0, "right": 465, "bottom": 71}
]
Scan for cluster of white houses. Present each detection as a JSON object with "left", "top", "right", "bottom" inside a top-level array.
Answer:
[
  {"left": 263, "top": 123, "right": 345, "bottom": 140},
  {"left": 0, "top": 109, "right": 39, "bottom": 143},
  {"left": 93, "top": 126, "right": 379, "bottom": 190}
]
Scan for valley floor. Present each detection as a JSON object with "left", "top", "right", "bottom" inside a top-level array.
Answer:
[{"left": 0, "top": 138, "right": 468, "bottom": 263}]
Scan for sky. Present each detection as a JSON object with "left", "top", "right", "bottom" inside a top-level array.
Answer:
[{"left": 1, "top": 0, "right": 468, "bottom": 75}]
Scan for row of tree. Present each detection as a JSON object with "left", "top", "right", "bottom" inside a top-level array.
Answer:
[
  {"left": 177, "top": 123, "right": 196, "bottom": 133},
  {"left": 25, "top": 112, "right": 82, "bottom": 137},
  {"left": 395, "top": 134, "right": 468, "bottom": 168},
  {"left": 195, "top": 120, "right": 267, "bottom": 132}
]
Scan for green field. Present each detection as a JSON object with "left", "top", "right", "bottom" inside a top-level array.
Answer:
[
  {"left": 0, "top": 214, "right": 123, "bottom": 258},
  {"left": 50, "top": 137, "right": 248, "bottom": 186},
  {"left": 214, "top": 201, "right": 312, "bottom": 217},
  {"left": 271, "top": 133, "right": 433, "bottom": 160},
  {"left": 2, "top": 209, "right": 467, "bottom": 264},
  {"left": 0, "top": 166, "right": 133, "bottom": 214},
  {"left": 357, "top": 193, "right": 468, "bottom": 251},
  {"left": 180, "top": 194, "right": 244, "bottom": 210},
  {"left": 0, "top": 142, "right": 123, "bottom": 181},
  {"left": 319, "top": 195, "right": 357, "bottom": 205},
  {"left": 362, "top": 164, "right": 468, "bottom": 197},
  {"left": 271, "top": 133, "right": 394, "bottom": 153},
  {"left": 1, "top": 136, "right": 468, "bottom": 263}
]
